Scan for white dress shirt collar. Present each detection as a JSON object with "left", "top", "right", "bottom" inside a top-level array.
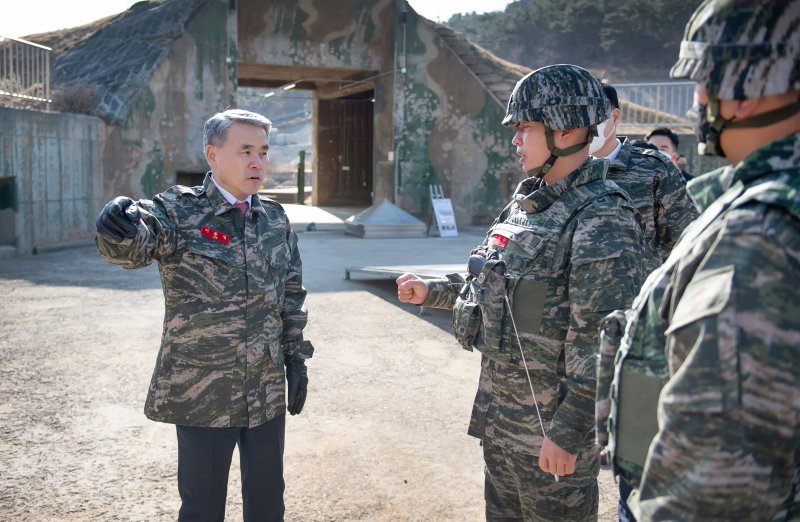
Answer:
[
  {"left": 210, "top": 174, "right": 252, "bottom": 206},
  {"left": 606, "top": 138, "right": 623, "bottom": 161}
]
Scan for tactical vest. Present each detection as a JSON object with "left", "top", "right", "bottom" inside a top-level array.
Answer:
[
  {"left": 453, "top": 179, "right": 628, "bottom": 367},
  {"left": 599, "top": 175, "right": 800, "bottom": 487}
]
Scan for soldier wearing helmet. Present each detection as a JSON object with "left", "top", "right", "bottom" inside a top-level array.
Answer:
[
  {"left": 396, "top": 64, "right": 645, "bottom": 521},
  {"left": 597, "top": 1, "right": 800, "bottom": 520},
  {"left": 591, "top": 81, "right": 699, "bottom": 522}
]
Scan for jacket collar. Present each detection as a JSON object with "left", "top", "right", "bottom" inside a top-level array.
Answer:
[
  {"left": 607, "top": 137, "right": 632, "bottom": 172},
  {"left": 201, "top": 172, "right": 267, "bottom": 217},
  {"left": 514, "top": 157, "right": 609, "bottom": 213},
  {"left": 687, "top": 132, "right": 800, "bottom": 211}
]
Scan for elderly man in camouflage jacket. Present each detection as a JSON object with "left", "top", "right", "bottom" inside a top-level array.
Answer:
[
  {"left": 598, "top": 0, "right": 800, "bottom": 520},
  {"left": 95, "top": 109, "right": 312, "bottom": 521},
  {"left": 397, "top": 65, "right": 645, "bottom": 521}
]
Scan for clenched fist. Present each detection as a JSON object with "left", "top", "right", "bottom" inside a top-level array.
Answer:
[
  {"left": 96, "top": 196, "right": 141, "bottom": 242},
  {"left": 396, "top": 273, "right": 429, "bottom": 305}
]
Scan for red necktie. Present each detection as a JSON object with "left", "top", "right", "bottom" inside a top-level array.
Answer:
[{"left": 234, "top": 201, "right": 249, "bottom": 217}]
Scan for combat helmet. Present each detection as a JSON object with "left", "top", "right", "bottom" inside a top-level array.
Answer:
[
  {"left": 671, "top": 0, "right": 800, "bottom": 155},
  {"left": 503, "top": 64, "right": 610, "bottom": 177}
]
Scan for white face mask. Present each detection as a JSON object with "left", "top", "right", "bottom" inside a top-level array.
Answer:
[
  {"left": 588, "top": 118, "right": 615, "bottom": 155},
  {"left": 658, "top": 150, "right": 674, "bottom": 162}
]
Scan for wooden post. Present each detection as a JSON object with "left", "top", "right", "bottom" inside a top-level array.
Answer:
[{"left": 297, "top": 150, "right": 306, "bottom": 204}]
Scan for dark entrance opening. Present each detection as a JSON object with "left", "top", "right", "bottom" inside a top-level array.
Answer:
[
  {"left": 0, "top": 177, "right": 16, "bottom": 246},
  {"left": 316, "top": 90, "right": 374, "bottom": 207},
  {"left": 176, "top": 171, "right": 207, "bottom": 188}
]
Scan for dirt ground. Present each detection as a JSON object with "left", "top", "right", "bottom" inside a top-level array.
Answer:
[{"left": 0, "top": 231, "right": 617, "bottom": 521}]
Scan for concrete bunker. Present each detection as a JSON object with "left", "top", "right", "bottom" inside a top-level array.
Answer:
[{"left": 238, "top": 61, "right": 377, "bottom": 207}]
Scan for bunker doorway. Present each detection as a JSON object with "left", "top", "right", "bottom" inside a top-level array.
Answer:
[{"left": 316, "top": 90, "right": 373, "bottom": 207}]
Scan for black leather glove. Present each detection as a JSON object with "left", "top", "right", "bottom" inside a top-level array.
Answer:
[
  {"left": 96, "top": 196, "right": 141, "bottom": 242},
  {"left": 285, "top": 359, "right": 308, "bottom": 415}
]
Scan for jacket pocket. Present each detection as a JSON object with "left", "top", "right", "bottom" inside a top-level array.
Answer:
[
  {"left": 662, "top": 265, "right": 739, "bottom": 413},
  {"left": 259, "top": 233, "right": 290, "bottom": 267},
  {"left": 258, "top": 235, "right": 291, "bottom": 304},
  {"left": 185, "top": 234, "right": 241, "bottom": 265},
  {"left": 665, "top": 265, "right": 734, "bottom": 334},
  {"left": 453, "top": 296, "right": 481, "bottom": 351},
  {"left": 170, "top": 342, "right": 237, "bottom": 369},
  {"left": 153, "top": 341, "right": 238, "bottom": 425},
  {"left": 475, "top": 259, "right": 509, "bottom": 352},
  {"left": 489, "top": 222, "right": 545, "bottom": 272},
  {"left": 180, "top": 234, "right": 243, "bottom": 297}
]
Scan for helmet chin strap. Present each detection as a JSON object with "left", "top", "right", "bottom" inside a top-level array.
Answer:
[
  {"left": 710, "top": 93, "right": 800, "bottom": 131},
  {"left": 525, "top": 126, "right": 594, "bottom": 179},
  {"left": 702, "top": 94, "right": 800, "bottom": 156}
]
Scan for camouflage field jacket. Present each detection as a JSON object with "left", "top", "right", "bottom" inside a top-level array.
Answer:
[
  {"left": 594, "top": 139, "right": 698, "bottom": 482},
  {"left": 629, "top": 133, "right": 800, "bottom": 521},
  {"left": 425, "top": 158, "right": 644, "bottom": 457},
  {"left": 606, "top": 138, "right": 698, "bottom": 274},
  {"left": 97, "top": 174, "right": 309, "bottom": 428}
]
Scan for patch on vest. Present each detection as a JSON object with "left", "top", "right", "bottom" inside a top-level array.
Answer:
[{"left": 491, "top": 232, "right": 510, "bottom": 248}]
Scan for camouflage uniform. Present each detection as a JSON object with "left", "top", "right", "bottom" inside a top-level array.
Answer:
[
  {"left": 594, "top": 138, "right": 698, "bottom": 489},
  {"left": 424, "top": 65, "right": 645, "bottom": 521},
  {"left": 97, "top": 173, "right": 310, "bottom": 428},
  {"left": 597, "top": 1, "right": 800, "bottom": 519},
  {"left": 606, "top": 138, "right": 698, "bottom": 274},
  {"left": 631, "top": 129, "right": 800, "bottom": 521}
]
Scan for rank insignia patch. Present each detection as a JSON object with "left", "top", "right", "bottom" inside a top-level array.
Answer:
[
  {"left": 201, "top": 226, "right": 230, "bottom": 245},
  {"left": 491, "top": 233, "right": 509, "bottom": 247}
]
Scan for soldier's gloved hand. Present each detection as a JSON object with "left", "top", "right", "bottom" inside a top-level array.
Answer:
[
  {"left": 285, "top": 359, "right": 308, "bottom": 415},
  {"left": 96, "top": 196, "right": 141, "bottom": 242}
]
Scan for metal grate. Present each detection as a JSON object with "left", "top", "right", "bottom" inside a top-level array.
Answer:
[{"left": 0, "top": 35, "right": 52, "bottom": 110}]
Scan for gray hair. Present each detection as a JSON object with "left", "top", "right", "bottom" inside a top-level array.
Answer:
[{"left": 203, "top": 109, "right": 272, "bottom": 150}]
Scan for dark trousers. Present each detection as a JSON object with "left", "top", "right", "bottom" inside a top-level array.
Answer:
[
  {"left": 618, "top": 476, "right": 637, "bottom": 522},
  {"left": 176, "top": 414, "right": 286, "bottom": 522}
]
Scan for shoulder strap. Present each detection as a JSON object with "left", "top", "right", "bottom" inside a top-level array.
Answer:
[
  {"left": 729, "top": 177, "right": 800, "bottom": 222},
  {"left": 550, "top": 180, "right": 630, "bottom": 271},
  {"left": 655, "top": 176, "right": 798, "bottom": 284},
  {"left": 562, "top": 179, "right": 629, "bottom": 223},
  {"left": 257, "top": 194, "right": 285, "bottom": 210}
]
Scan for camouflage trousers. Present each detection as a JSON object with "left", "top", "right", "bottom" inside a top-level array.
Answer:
[{"left": 483, "top": 436, "right": 599, "bottom": 521}]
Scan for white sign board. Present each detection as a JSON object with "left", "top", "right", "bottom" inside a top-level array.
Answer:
[{"left": 431, "top": 198, "right": 458, "bottom": 237}]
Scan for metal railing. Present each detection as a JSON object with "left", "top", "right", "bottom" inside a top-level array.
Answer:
[
  {"left": 613, "top": 81, "right": 696, "bottom": 127},
  {"left": 0, "top": 35, "right": 52, "bottom": 110}
]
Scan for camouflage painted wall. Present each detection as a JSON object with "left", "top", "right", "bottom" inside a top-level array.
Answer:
[
  {"left": 16, "top": 0, "right": 527, "bottom": 246},
  {"left": 238, "top": 0, "right": 520, "bottom": 225},
  {"left": 394, "top": 9, "right": 520, "bottom": 226},
  {"left": 237, "top": 0, "right": 396, "bottom": 204},
  {"left": 238, "top": 0, "right": 394, "bottom": 69},
  {"left": 0, "top": 107, "right": 104, "bottom": 256},
  {"left": 101, "top": 0, "right": 235, "bottom": 200}
]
